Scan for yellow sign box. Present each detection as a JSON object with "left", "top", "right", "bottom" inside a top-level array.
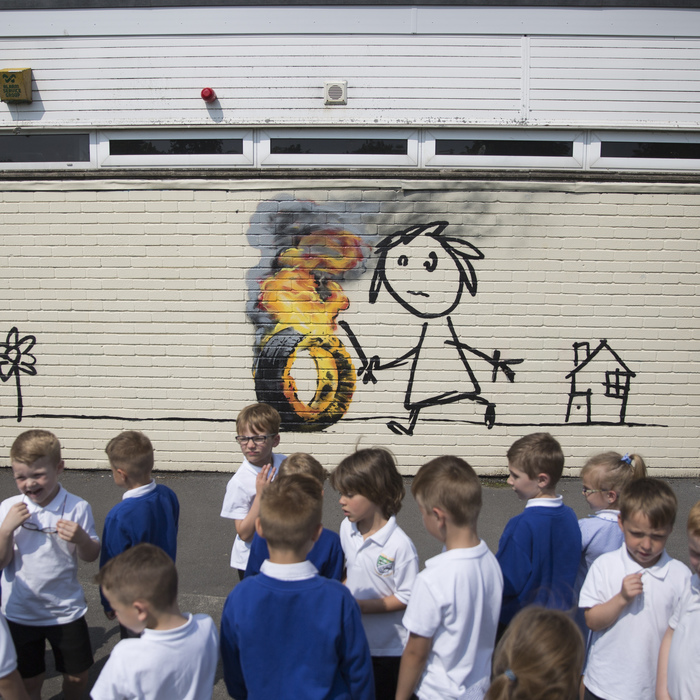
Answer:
[{"left": 1, "top": 69, "right": 32, "bottom": 103}]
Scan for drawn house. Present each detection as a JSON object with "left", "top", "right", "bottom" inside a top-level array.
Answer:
[{"left": 565, "top": 340, "right": 636, "bottom": 425}]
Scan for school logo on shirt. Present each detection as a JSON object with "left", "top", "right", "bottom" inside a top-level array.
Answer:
[{"left": 376, "top": 553, "right": 395, "bottom": 577}]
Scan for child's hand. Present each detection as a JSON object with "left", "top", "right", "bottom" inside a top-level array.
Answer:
[
  {"left": 1, "top": 503, "right": 30, "bottom": 532},
  {"left": 620, "top": 572, "right": 644, "bottom": 601},
  {"left": 56, "top": 519, "right": 89, "bottom": 545},
  {"left": 255, "top": 464, "right": 275, "bottom": 496}
]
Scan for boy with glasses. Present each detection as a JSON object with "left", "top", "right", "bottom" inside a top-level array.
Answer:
[
  {"left": 0, "top": 429, "right": 100, "bottom": 700},
  {"left": 221, "top": 403, "right": 286, "bottom": 579}
]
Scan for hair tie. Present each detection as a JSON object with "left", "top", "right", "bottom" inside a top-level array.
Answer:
[
  {"left": 504, "top": 669, "right": 517, "bottom": 682},
  {"left": 621, "top": 453, "right": 632, "bottom": 465}
]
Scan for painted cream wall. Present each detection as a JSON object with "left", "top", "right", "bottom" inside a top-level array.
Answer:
[{"left": 0, "top": 177, "right": 697, "bottom": 475}]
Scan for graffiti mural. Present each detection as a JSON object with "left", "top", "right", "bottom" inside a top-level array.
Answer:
[
  {"left": 246, "top": 198, "right": 372, "bottom": 432},
  {"left": 341, "top": 221, "right": 524, "bottom": 436},
  {"left": 0, "top": 327, "right": 37, "bottom": 423},
  {"left": 565, "top": 340, "right": 636, "bottom": 425}
]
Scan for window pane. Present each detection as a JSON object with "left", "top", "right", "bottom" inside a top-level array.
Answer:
[
  {"left": 435, "top": 139, "right": 573, "bottom": 157},
  {"left": 600, "top": 141, "right": 700, "bottom": 159},
  {"left": 0, "top": 133, "right": 90, "bottom": 162},
  {"left": 270, "top": 138, "right": 407, "bottom": 155},
  {"left": 109, "top": 139, "right": 243, "bottom": 156}
]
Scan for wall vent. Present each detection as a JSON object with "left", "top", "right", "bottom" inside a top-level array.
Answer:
[{"left": 324, "top": 81, "right": 347, "bottom": 105}]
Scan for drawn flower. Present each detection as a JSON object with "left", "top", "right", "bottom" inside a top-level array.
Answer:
[{"left": 0, "top": 327, "right": 37, "bottom": 422}]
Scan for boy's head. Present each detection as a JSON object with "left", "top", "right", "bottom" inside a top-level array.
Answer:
[
  {"left": 257, "top": 473, "right": 323, "bottom": 555},
  {"left": 279, "top": 452, "right": 328, "bottom": 484},
  {"left": 10, "top": 429, "right": 64, "bottom": 507},
  {"left": 235, "top": 403, "right": 281, "bottom": 468},
  {"left": 105, "top": 430, "right": 154, "bottom": 487},
  {"left": 95, "top": 543, "right": 178, "bottom": 634},
  {"left": 687, "top": 500, "right": 700, "bottom": 576},
  {"left": 507, "top": 432, "right": 564, "bottom": 500},
  {"left": 329, "top": 448, "right": 404, "bottom": 519},
  {"left": 618, "top": 477, "right": 676, "bottom": 568},
  {"left": 412, "top": 456, "right": 482, "bottom": 535}
]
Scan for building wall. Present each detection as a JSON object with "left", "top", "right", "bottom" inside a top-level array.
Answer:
[{"left": 0, "top": 176, "right": 697, "bottom": 475}]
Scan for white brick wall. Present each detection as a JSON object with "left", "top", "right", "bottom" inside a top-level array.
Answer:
[{"left": 0, "top": 177, "right": 698, "bottom": 476}]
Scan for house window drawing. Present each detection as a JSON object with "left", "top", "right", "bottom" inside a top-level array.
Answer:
[{"left": 565, "top": 340, "right": 636, "bottom": 425}]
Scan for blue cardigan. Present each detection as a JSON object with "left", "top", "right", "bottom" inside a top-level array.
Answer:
[
  {"left": 221, "top": 573, "right": 374, "bottom": 700},
  {"left": 496, "top": 502, "right": 582, "bottom": 627}
]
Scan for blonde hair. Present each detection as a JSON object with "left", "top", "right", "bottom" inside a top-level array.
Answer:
[
  {"left": 581, "top": 451, "right": 646, "bottom": 503},
  {"left": 259, "top": 473, "right": 322, "bottom": 552},
  {"left": 412, "top": 455, "right": 481, "bottom": 527},
  {"left": 236, "top": 403, "right": 281, "bottom": 436},
  {"left": 279, "top": 452, "right": 328, "bottom": 484},
  {"left": 105, "top": 430, "right": 154, "bottom": 479},
  {"left": 330, "top": 448, "right": 404, "bottom": 518},
  {"left": 619, "top": 477, "right": 677, "bottom": 530},
  {"left": 486, "top": 607, "right": 584, "bottom": 700},
  {"left": 10, "top": 429, "right": 61, "bottom": 467},
  {"left": 507, "top": 433, "right": 564, "bottom": 485},
  {"left": 95, "top": 543, "right": 177, "bottom": 611},
  {"left": 688, "top": 500, "right": 700, "bottom": 538}
]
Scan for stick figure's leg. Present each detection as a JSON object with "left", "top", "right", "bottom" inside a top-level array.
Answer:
[
  {"left": 485, "top": 402, "right": 496, "bottom": 429},
  {"left": 387, "top": 408, "right": 420, "bottom": 436}
]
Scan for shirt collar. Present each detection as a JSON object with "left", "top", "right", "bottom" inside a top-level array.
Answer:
[
  {"left": 122, "top": 479, "right": 157, "bottom": 500},
  {"left": 591, "top": 509, "right": 620, "bottom": 523},
  {"left": 525, "top": 495, "right": 563, "bottom": 508},
  {"left": 260, "top": 560, "right": 318, "bottom": 581},
  {"left": 621, "top": 543, "right": 672, "bottom": 580},
  {"left": 349, "top": 515, "right": 397, "bottom": 546}
]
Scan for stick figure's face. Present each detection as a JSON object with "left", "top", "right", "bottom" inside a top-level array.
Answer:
[{"left": 383, "top": 236, "right": 462, "bottom": 318}]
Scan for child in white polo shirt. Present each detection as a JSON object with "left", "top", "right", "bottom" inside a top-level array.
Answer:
[
  {"left": 330, "top": 447, "right": 419, "bottom": 700},
  {"left": 91, "top": 543, "right": 218, "bottom": 700},
  {"left": 0, "top": 429, "right": 101, "bottom": 700},
  {"left": 221, "top": 403, "right": 286, "bottom": 579},
  {"left": 0, "top": 611, "right": 29, "bottom": 700},
  {"left": 580, "top": 478, "right": 690, "bottom": 700},
  {"left": 396, "top": 455, "right": 503, "bottom": 700},
  {"left": 656, "top": 499, "right": 700, "bottom": 700}
]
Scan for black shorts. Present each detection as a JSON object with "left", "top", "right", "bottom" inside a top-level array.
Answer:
[{"left": 7, "top": 616, "right": 94, "bottom": 678}]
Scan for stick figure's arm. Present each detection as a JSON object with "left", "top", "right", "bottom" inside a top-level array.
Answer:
[{"left": 339, "top": 320, "right": 416, "bottom": 385}]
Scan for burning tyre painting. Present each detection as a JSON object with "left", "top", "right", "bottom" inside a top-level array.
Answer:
[{"left": 246, "top": 197, "right": 372, "bottom": 432}]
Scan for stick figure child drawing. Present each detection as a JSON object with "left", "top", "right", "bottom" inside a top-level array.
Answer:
[{"left": 341, "top": 221, "right": 522, "bottom": 436}]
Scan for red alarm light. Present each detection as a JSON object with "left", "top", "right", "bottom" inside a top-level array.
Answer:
[{"left": 201, "top": 88, "right": 217, "bottom": 103}]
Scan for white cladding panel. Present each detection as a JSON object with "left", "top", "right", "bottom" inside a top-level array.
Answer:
[{"left": 0, "top": 19, "right": 699, "bottom": 129}]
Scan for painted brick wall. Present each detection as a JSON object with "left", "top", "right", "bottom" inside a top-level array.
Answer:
[{"left": 0, "top": 178, "right": 698, "bottom": 476}]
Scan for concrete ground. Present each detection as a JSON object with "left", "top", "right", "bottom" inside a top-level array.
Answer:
[{"left": 1, "top": 468, "right": 698, "bottom": 699}]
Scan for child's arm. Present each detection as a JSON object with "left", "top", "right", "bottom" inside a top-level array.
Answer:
[
  {"left": 395, "top": 633, "right": 431, "bottom": 700},
  {"left": 584, "top": 572, "right": 643, "bottom": 631},
  {"left": 356, "top": 595, "right": 406, "bottom": 615},
  {"left": 56, "top": 520, "right": 101, "bottom": 562},
  {"left": 234, "top": 464, "right": 274, "bottom": 544},
  {"left": 655, "top": 626, "right": 674, "bottom": 700},
  {"left": 0, "top": 669, "right": 29, "bottom": 700},
  {"left": 0, "top": 504, "right": 30, "bottom": 570}
]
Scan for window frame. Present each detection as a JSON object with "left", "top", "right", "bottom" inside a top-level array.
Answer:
[{"left": 0, "top": 130, "right": 96, "bottom": 170}]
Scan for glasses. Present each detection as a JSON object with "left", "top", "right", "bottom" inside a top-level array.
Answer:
[
  {"left": 235, "top": 434, "right": 275, "bottom": 445},
  {"left": 21, "top": 494, "right": 67, "bottom": 534},
  {"left": 581, "top": 487, "right": 606, "bottom": 497}
]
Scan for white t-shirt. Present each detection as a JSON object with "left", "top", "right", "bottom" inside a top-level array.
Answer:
[
  {"left": 90, "top": 613, "right": 218, "bottom": 700},
  {"left": 220, "top": 453, "right": 286, "bottom": 569},
  {"left": 340, "top": 515, "right": 418, "bottom": 656},
  {"left": 579, "top": 544, "right": 690, "bottom": 700},
  {"left": 0, "top": 612, "right": 17, "bottom": 679},
  {"left": 667, "top": 573, "right": 700, "bottom": 700},
  {"left": 402, "top": 542, "right": 503, "bottom": 700},
  {"left": 0, "top": 485, "right": 99, "bottom": 625}
]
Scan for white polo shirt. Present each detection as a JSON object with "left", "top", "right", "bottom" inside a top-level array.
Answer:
[
  {"left": 0, "top": 485, "right": 99, "bottom": 626},
  {"left": 402, "top": 542, "right": 503, "bottom": 700},
  {"left": 90, "top": 613, "right": 218, "bottom": 700},
  {"left": 340, "top": 515, "right": 418, "bottom": 656},
  {"left": 580, "top": 544, "right": 690, "bottom": 700},
  {"left": 0, "top": 612, "right": 17, "bottom": 679},
  {"left": 667, "top": 573, "right": 700, "bottom": 700},
  {"left": 220, "top": 453, "right": 286, "bottom": 569}
]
